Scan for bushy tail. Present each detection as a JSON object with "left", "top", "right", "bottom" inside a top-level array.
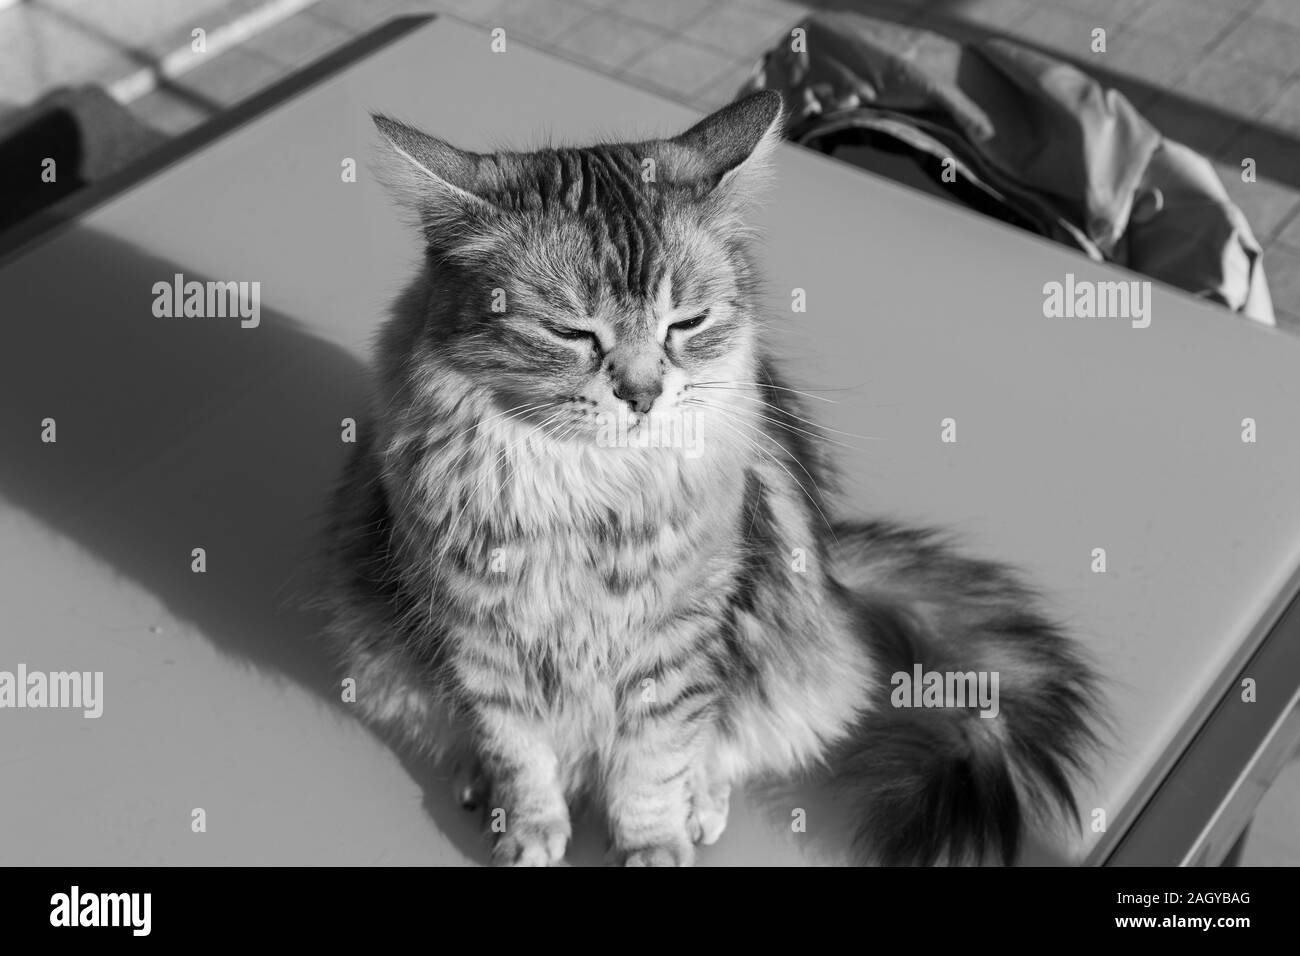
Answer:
[{"left": 826, "top": 520, "right": 1103, "bottom": 866}]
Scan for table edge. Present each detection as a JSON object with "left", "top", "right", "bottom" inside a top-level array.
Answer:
[{"left": 1101, "top": 561, "right": 1300, "bottom": 865}]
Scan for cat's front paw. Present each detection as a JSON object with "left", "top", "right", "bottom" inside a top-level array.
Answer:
[
  {"left": 492, "top": 816, "right": 570, "bottom": 867},
  {"left": 615, "top": 837, "right": 695, "bottom": 867}
]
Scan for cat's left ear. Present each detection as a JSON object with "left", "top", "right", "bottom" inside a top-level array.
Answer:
[
  {"left": 371, "top": 113, "right": 506, "bottom": 246},
  {"left": 657, "top": 91, "right": 784, "bottom": 208}
]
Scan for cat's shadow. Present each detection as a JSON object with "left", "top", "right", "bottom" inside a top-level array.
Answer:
[{"left": 0, "top": 226, "right": 514, "bottom": 864}]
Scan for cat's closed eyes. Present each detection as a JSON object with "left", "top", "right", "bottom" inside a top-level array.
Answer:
[{"left": 317, "top": 91, "right": 1100, "bottom": 866}]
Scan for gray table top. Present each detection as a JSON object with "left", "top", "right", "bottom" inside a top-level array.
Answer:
[{"left": 2, "top": 16, "right": 1298, "bottom": 866}]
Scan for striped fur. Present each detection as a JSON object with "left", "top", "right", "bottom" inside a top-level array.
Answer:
[{"left": 318, "top": 93, "right": 1101, "bottom": 866}]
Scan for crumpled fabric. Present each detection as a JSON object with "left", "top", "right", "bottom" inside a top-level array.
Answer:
[{"left": 743, "top": 12, "right": 1273, "bottom": 324}]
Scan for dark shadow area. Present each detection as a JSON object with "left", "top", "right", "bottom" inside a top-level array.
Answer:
[
  {"left": 795, "top": 0, "right": 1300, "bottom": 188},
  {"left": 0, "top": 104, "right": 86, "bottom": 231},
  {"left": 0, "top": 225, "right": 495, "bottom": 864},
  {"left": 0, "top": 86, "right": 165, "bottom": 233}
]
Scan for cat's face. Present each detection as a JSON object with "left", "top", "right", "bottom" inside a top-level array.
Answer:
[
  {"left": 435, "top": 194, "right": 762, "bottom": 445},
  {"left": 374, "top": 92, "right": 783, "bottom": 451}
]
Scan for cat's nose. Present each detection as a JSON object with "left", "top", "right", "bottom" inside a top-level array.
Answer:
[
  {"left": 613, "top": 379, "right": 662, "bottom": 414},
  {"left": 607, "top": 347, "right": 664, "bottom": 414}
]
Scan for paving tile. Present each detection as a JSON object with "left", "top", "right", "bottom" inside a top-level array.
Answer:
[
  {"left": 679, "top": 1, "right": 800, "bottom": 57},
  {"left": 128, "top": 86, "right": 214, "bottom": 136},
  {"left": 43, "top": 0, "right": 231, "bottom": 55},
  {"left": 434, "top": 0, "right": 514, "bottom": 19},
  {"left": 938, "top": 0, "right": 1037, "bottom": 32},
  {"left": 1128, "top": 0, "right": 1252, "bottom": 40},
  {"left": 620, "top": 35, "right": 742, "bottom": 101},
  {"left": 1263, "top": 244, "right": 1300, "bottom": 318},
  {"left": 0, "top": 4, "right": 138, "bottom": 105},
  {"left": 1216, "top": 160, "right": 1300, "bottom": 241},
  {"left": 1014, "top": 5, "right": 1110, "bottom": 60},
  {"left": 1210, "top": 14, "right": 1300, "bottom": 77},
  {"left": 551, "top": 12, "right": 671, "bottom": 72},
  {"left": 600, "top": 0, "right": 715, "bottom": 33},
  {"left": 244, "top": 9, "right": 353, "bottom": 66},
  {"left": 51, "top": 0, "right": 305, "bottom": 67},
  {"left": 170, "top": 45, "right": 292, "bottom": 108},
  {"left": 691, "top": 58, "right": 759, "bottom": 111},
  {"left": 309, "top": 0, "right": 399, "bottom": 31},
  {"left": 1195, "top": 0, "right": 1269, "bottom": 12},
  {"left": 1262, "top": 76, "right": 1300, "bottom": 137},
  {"left": 1056, "top": 0, "right": 1148, "bottom": 27},
  {"left": 728, "top": 0, "right": 811, "bottom": 17},
  {"left": 1275, "top": 207, "right": 1300, "bottom": 251},
  {"left": 1104, "top": 25, "right": 1203, "bottom": 87},
  {"left": 1258, "top": 0, "right": 1300, "bottom": 30},
  {"left": 1178, "top": 55, "right": 1289, "bottom": 120},
  {"left": 476, "top": 0, "right": 595, "bottom": 46}
]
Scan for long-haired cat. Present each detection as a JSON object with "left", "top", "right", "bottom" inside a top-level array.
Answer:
[{"left": 319, "top": 91, "right": 1101, "bottom": 866}]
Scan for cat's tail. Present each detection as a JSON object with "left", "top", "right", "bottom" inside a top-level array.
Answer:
[{"left": 825, "top": 520, "right": 1103, "bottom": 866}]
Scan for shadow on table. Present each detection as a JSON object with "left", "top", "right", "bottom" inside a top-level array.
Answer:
[{"left": 0, "top": 226, "right": 496, "bottom": 864}]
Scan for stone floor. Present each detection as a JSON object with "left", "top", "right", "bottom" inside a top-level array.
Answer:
[{"left": 1, "top": 0, "right": 1297, "bottom": 864}]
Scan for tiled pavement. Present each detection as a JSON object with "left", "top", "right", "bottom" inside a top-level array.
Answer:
[{"left": 1, "top": 0, "right": 1298, "bottom": 863}]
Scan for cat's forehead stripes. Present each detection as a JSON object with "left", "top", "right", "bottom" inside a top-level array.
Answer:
[
  {"left": 501, "top": 144, "right": 679, "bottom": 306},
  {"left": 474, "top": 143, "right": 734, "bottom": 330}
]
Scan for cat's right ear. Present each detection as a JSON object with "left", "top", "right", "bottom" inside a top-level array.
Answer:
[{"left": 371, "top": 114, "right": 503, "bottom": 243}]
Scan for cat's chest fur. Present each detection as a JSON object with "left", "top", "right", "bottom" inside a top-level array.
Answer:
[{"left": 396, "top": 415, "right": 748, "bottom": 687}]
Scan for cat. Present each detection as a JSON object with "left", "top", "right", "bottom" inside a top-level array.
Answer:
[{"left": 317, "top": 90, "right": 1101, "bottom": 866}]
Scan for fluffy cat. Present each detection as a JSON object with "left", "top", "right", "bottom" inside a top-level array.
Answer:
[{"left": 318, "top": 91, "right": 1101, "bottom": 866}]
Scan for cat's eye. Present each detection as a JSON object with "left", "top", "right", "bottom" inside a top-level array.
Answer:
[
  {"left": 547, "top": 324, "right": 599, "bottom": 344},
  {"left": 670, "top": 311, "right": 709, "bottom": 335}
]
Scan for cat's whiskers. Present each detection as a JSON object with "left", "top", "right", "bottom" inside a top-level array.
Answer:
[
  {"left": 686, "top": 398, "right": 839, "bottom": 543},
  {"left": 387, "top": 402, "right": 562, "bottom": 568},
  {"left": 685, "top": 398, "right": 837, "bottom": 521},
  {"left": 693, "top": 394, "right": 864, "bottom": 453},
  {"left": 691, "top": 380, "right": 840, "bottom": 404},
  {"left": 490, "top": 409, "right": 585, "bottom": 505},
  {"left": 382, "top": 403, "right": 559, "bottom": 607},
  {"left": 442, "top": 405, "right": 573, "bottom": 535},
  {"left": 689, "top": 388, "right": 884, "bottom": 443},
  {"left": 433, "top": 399, "right": 560, "bottom": 480}
]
